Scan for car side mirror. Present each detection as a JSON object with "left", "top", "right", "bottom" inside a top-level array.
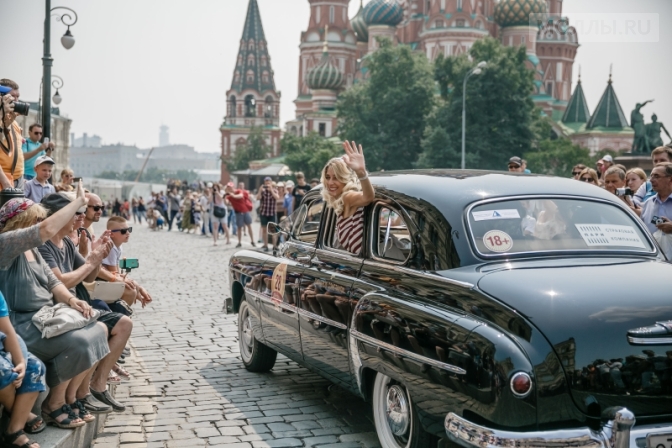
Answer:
[{"left": 267, "top": 222, "right": 290, "bottom": 239}]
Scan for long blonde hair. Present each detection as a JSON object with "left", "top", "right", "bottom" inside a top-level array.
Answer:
[{"left": 320, "top": 157, "right": 360, "bottom": 216}]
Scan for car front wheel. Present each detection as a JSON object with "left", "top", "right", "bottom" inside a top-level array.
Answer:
[
  {"left": 372, "top": 372, "right": 435, "bottom": 448},
  {"left": 238, "top": 300, "right": 277, "bottom": 372}
]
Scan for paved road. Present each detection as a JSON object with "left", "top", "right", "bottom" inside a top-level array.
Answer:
[{"left": 92, "top": 221, "right": 381, "bottom": 448}]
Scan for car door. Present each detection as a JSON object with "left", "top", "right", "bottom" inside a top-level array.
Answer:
[
  {"left": 257, "top": 194, "right": 325, "bottom": 361},
  {"left": 298, "top": 207, "right": 364, "bottom": 389}
]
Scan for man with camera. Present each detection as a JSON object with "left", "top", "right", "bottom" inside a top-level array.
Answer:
[
  {"left": 22, "top": 123, "right": 54, "bottom": 181},
  {"left": 640, "top": 162, "right": 672, "bottom": 235},
  {"left": 0, "top": 79, "right": 29, "bottom": 189},
  {"left": 603, "top": 166, "right": 638, "bottom": 213},
  {"left": 256, "top": 177, "right": 279, "bottom": 252},
  {"left": 633, "top": 146, "right": 672, "bottom": 206}
]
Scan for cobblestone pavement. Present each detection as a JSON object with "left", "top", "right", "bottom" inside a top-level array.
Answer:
[{"left": 92, "top": 221, "right": 381, "bottom": 448}]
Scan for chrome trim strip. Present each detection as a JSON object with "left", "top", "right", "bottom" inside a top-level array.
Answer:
[
  {"left": 464, "top": 195, "right": 658, "bottom": 259},
  {"left": 351, "top": 329, "right": 466, "bottom": 375},
  {"left": 627, "top": 336, "right": 672, "bottom": 345},
  {"left": 362, "top": 260, "right": 474, "bottom": 289},
  {"left": 367, "top": 202, "right": 410, "bottom": 266},
  {"left": 297, "top": 308, "right": 347, "bottom": 329},
  {"left": 245, "top": 288, "right": 296, "bottom": 313}
]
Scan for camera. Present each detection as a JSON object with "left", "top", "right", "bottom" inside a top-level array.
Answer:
[
  {"left": 615, "top": 187, "right": 633, "bottom": 197},
  {"left": 0, "top": 86, "right": 30, "bottom": 116},
  {"left": 651, "top": 216, "right": 667, "bottom": 226}
]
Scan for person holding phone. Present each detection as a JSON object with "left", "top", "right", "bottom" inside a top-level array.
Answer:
[
  {"left": 56, "top": 169, "right": 75, "bottom": 192},
  {"left": 22, "top": 123, "right": 54, "bottom": 181}
]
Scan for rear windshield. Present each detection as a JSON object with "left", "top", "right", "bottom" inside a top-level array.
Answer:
[{"left": 468, "top": 198, "right": 654, "bottom": 256}]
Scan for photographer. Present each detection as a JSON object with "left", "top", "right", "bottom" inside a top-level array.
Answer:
[
  {"left": 256, "top": 177, "right": 279, "bottom": 252},
  {"left": 603, "top": 166, "right": 638, "bottom": 213},
  {"left": 0, "top": 79, "right": 26, "bottom": 189},
  {"left": 22, "top": 124, "right": 54, "bottom": 181}
]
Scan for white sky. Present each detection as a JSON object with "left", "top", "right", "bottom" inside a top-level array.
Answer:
[{"left": 2, "top": 0, "right": 671, "bottom": 154}]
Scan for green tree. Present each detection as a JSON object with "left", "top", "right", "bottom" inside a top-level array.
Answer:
[
  {"left": 429, "top": 37, "right": 538, "bottom": 170},
  {"left": 337, "top": 39, "right": 435, "bottom": 171},
  {"left": 226, "top": 126, "right": 269, "bottom": 171},
  {"left": 281, "top": 132, "right": 342, "bottom": 180},
  {"left": 524, "top": 138, "right": 592, "bottom": 177}
]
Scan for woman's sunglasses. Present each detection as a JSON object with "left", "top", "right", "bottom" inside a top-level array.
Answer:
[
  {"left": 572, "top": 171, "right": 582, "bottom": 176},
  {"left": 87, "top": 205, "right": 103, "bottom": 212},
  {"left": 111, "top": 227, "right": 133, "bottom": 235},
  {"left": 580, "top": 177, "right": 596, "bottom": 183}
]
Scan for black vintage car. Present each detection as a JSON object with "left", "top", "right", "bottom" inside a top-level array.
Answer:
[{"left": 228, "top": 170, "right": 672, "bottom": 448}]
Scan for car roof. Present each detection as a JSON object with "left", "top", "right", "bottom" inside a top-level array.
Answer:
[{"left": 368, "top": 169, "right": 616, "bottom": 208}]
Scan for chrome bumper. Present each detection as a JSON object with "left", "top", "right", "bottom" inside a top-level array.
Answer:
[{"left": 446, "top": 408, "right": 672, "bottom": 448}]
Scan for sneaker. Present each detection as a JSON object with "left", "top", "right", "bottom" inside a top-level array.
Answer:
[
  {"left": 90, "top": 388, "right": 126, "bottom": 412},
  {"left": 235, "top": 243, "right": 242, "bottom": 248},
  {"left": 80, "top": 394, "right": 112, "bottom": 414},
  {"left": 262, "top": 246, "right": 269, "bottom": 252}
]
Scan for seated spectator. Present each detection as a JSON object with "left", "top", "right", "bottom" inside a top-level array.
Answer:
[
  {"left": 578, "top": 168, "right": 599, "bottom": 185},
  {"left": 0, "top": 291, "right": 46, "bottom": 448},
  {"left": 55, "top": 169, "right": 75, "bottom": 193},
  {"left": 78, "top": 193, "right": 110, "bottom": 259},
  {"left": 0, "top": 184, "right": 111, "bottom": 429},
  {"left": 23, "top": 156, "right": 55, "bottom": 204},
  {"left": 38, "top": 193, "right": 132, "bottom": 411},
  {"left": 97, "top": 217, "right": 152, "bottom": 312},
  {"left": 634, "top": 146, "right": 672, "bottom": 206}
]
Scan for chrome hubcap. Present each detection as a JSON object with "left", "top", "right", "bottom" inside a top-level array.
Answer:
[
  {"left": 242, "top": 316, "right": 253, "bottom": 348},
  {"left": 385, "top": 385, "right": 410, "bottom": 436}
]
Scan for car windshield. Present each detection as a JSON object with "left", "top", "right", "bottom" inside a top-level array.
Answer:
[{"left": 467, "top": 198, "right": 654, "bottom": 256}]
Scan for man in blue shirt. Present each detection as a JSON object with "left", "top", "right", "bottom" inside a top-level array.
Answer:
[
  {"left": 21, "top": 124, "right": 54, "bottom": 180},
  {"left": 640, "top": 162, "right": 672, "bottom": 234}
]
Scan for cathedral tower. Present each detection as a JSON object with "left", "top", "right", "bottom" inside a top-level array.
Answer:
[
  {"left": 221, "top": 0, "right": 281, "bottom": 182},
  {"left": 293, "top": 0, "right": 358, "bottom": 127}
]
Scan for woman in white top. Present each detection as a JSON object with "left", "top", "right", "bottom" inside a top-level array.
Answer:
[{"left": 211, "top": 184, "right": 231, "bottom": 246}]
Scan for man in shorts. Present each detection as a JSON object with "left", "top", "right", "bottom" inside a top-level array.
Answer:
[
  {"left": 225, "top": 182, "right": 255, "bottom": 248},
  {"left": 256, "top": 177, "right": 279, "bottom": 252}
]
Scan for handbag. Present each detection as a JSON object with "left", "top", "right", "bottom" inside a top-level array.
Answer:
[
  {"left": 91, "top": 281, "right": 126, "bottom": 304},
  {"left": 213, "top": 192, "right": 227, "bottom": 218},
  {"left": 32, "top": 303, "right": 100, "bottom": 339}
]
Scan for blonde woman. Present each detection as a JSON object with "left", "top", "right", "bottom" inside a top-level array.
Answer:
[
  {"left": 578, "top": 168, "right": 599, "bottom": 186},
  {"left": 625, "top": 168, "right": 646, "bottom": 194},
  {"left": 321, "top": 141, "right": 375, "bottom": 255},
  {"left": 55, "top": 169, "right": 75, "bottom": 192}
]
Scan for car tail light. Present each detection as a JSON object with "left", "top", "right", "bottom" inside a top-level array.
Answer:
[{"left": 510, "top": 372, "right": 533, "bottom": 398}]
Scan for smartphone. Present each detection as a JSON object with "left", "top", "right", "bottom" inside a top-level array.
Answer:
[
  {"left": 43, "top": 137, "right": 50, "bottom": 144},
  {"left": 72, "top": 177, "right": 82, "bottom": 183},
  {"left": 119, "top": 258, "right": 139, "bottom": 270}
]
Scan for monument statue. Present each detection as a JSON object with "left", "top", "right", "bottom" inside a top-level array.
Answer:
[
  {"left": 631, "top": 100, "right": 653, "bottom": 153},
  {"left": 646, "top": 114, "right": 671, "bottom": 152}
]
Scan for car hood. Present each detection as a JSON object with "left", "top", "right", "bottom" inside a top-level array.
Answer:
[{"left": 477, "top": 259, "right": 672, "bottom": 418}]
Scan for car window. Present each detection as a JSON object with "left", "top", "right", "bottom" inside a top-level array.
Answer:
[
  {"left": 468, "top": 198, "right": 654, "bottom": 257},
  {"left": 372, "top": 205, "right": 412, "bottom": 263},
  {"left": 296, "top": 199, "right": 324, "bottom": 244}
]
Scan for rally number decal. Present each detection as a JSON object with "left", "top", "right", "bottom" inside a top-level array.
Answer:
[{"left": 482, "top": 230, "right": 513, "bottom": 253}]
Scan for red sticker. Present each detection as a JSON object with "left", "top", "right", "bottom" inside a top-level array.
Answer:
[{"left": 483, "top": 230, "right": 513, "bottom": 253}]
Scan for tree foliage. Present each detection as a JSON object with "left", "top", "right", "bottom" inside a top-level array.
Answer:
[
  {"left": 280, "top": 132, "right": 342, "bottom": 180},
  {"left": 524, "top": 138, "right": 592, "bottom": 177},
  {"left": 337, "top": 39, "right": 436, "bottom": 171},
  {"left": 226, "top": 126, "right": 269, "bottom": 171},
  {"left": 428, "top": 37, "right": 539, "bottom": 170}
]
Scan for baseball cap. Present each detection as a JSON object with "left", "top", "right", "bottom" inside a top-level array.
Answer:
[
  {"left": 206, "top": 182, "right": 213, "bottom": 188},
  {"left": 508, "top": 156, "right": 523, "bottom": 167},
  {"left": 34, "top": 155, "right": 55, "bottom": 169},
  {"left": 601, "top": 155, "right": 614, "bottom": 163},
  {"left": 226, "top": 182, "right": 235, "bottom": 188},
  {"left": 277, "top": 181, "right": 285, "bottom": 187},
  {"left": 285, "top": 180, "right": 295, "bottom": 187},
  {"left": 264, "top": 176, "right": 272, "bottom": 182},
  {"left": 41, "top": 192, "right": 86, "bottom": 215}
]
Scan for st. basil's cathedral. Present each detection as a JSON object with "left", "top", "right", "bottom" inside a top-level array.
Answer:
[{"left": 220, "top": 0, "right": 634, "bottom": 181}]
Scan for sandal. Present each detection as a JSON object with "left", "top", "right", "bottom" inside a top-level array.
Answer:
[
  {"left": 41, "top": 404, "right": 86, "bottom": 429},
  {"left": 107, "top": 371, "right": 121, "bottom": 384},
  {"left": 70, "top": 400, "right": 96, "bottom": 423},
  {"left": 23, "top": 415, "right": 46, "bottom": 434},
  {"left": 113, "top": 363, "right": 131, "bottom": 379},
  {"left": 2, "top": 429, "right": 38, "bottom": 448}
]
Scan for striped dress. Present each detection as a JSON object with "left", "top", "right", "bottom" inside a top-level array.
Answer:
[{"left": 336, "top": 207, "right": 365, "bottom": 255}]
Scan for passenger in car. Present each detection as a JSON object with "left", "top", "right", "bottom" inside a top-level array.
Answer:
[{"left": 321, "top": 141, "right": 375, "bottom": 256}]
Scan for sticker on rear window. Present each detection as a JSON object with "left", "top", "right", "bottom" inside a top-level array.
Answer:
[
  {"left": 482, "top": 230, "right": 513, "bottom": 252},
  {"left": 472, "top": 209, "right": 520, "bottom": 221},
  {"left": 575, "top": 224, "right": 646, "bottom": 249}
]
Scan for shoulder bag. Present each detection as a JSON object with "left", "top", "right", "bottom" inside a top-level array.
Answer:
[
  {"left": 32, "top": 303, "right": 100, "bottom": 339},
  {"left": 213, "top": 192, "right": 227, "bottom": 218}
]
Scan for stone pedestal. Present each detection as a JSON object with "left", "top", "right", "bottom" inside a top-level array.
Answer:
[{"left": 614, "top": 154, "right": 653, "bottom": 172}]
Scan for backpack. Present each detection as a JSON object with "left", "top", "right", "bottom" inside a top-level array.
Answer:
[{"left": 243, "top": 190, "right": 254, "bottom": 212}]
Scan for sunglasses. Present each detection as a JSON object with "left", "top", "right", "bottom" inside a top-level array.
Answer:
[
  {"left": 572, "top": 172, "right": 582, "bottom": 176},
  {"left": 581, "top": 177, "right": 596, "bottom": 183},
  {"left": 32, "top": 131, "right": 43, "bottom": 135},
  {"left": 75, "top": 212, "right": 84, "bottom": 216},
  {"left": 111, "top": 227, "right": 133, "bottom": 235},
  {"left": 508, "top": 165, "right": 519, "bottom": 169},
  {"left": 87, "top": 205, "right": 103, "bottom": 212}
]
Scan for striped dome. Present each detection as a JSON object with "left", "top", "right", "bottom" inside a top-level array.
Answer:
[
  {"left": 351, "top": 2, "right": 369, "bottom": 42},
  {"left": 494, "top": 0, "right": 547, "bottom": 27},
  {"left": 307, "top": 50, "right": 343, "bottom": 90},
  {"left": 363, "top": 0, "right": 404, "bottom": 27}
]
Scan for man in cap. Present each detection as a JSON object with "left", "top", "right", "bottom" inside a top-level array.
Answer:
[
  {"left": 23, "top": 155, "right": 56, "bottom": 203},
  {"left": 256, "top": 177, "right": 279, "bottom": 252},
  {"left": 508, "top": 157, "right": 524, "bottom": 173}
]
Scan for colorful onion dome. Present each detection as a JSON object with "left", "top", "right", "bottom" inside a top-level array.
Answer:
[
  {"left": 363, "top": 0, "right": 404, "bottom": 27},
  {"left": 307, "top": 43, "right": 343, "bottom": 90},
  {"left": 494, "top": 0, "right": 547, "bottom": 28},
  {"left": 351, "top": 1, "right": 369, "bottom": 42}
]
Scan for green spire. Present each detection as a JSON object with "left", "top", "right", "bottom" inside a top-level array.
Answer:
[
  {"left": 562, "top": 75, "right": 590, "bottom": 124},
  {"left": 587, "top": 72, "right": 629, "bottom": 129},
  {"left": 230, "top": 0, "right": 276, "bottom": 93}
]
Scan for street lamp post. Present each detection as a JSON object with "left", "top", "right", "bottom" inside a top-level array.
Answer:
[
  {"left": 42, "top": 0, "right": 78, "bottom": 140},
  {"left": 461, "top": 61, "right": 486, "bottom": 170}
]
